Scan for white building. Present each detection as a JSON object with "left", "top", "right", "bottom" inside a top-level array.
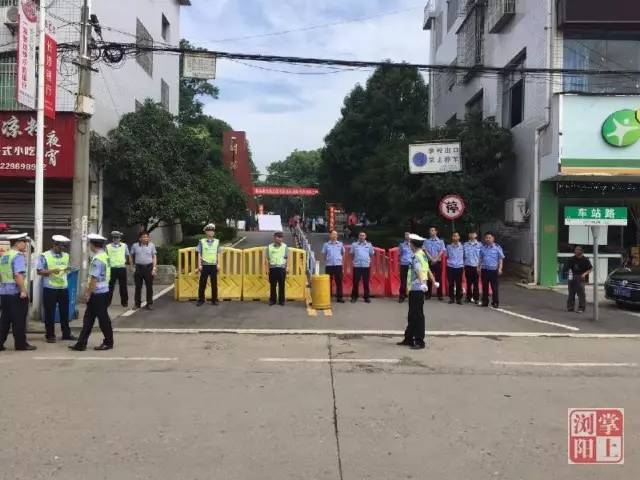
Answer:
[{"left": 424, "top": 0, "right": 640, "bottom": 285}]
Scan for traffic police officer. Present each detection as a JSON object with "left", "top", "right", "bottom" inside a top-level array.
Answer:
[
  {"left": 70, "top": 234, "right": 113, "bottom": 351},
  {"left": 398, "top": 232, "right": 413, "bottom": 303},
  {"left": 37, "top": 235, "right": 76, "bottom": 343},
  {"left": 321, "top": 230, "right": 345, "bottom": 303},
  {"left": 423, "top": 227, "right": 445, "bottom": 300},
  {"left": 265, "top": 232, "right": 288, "bottom": 306},
  {"left": 197, "top": 223, "right": 221, "bottom": 306},
  {"left": 0, "top": 233, "right": 36, "bottom": 351},
  {"left": 106, "top": 231, "right": 130, "bottom": 308},
  {"left": 478, "top": 231, "right": 505, "bottom": 308},
  {"left": 446, "top": 232, "right": 464, "bottom": 305},
  {"left": 463, "top": 231, "right": 482, "bottom": 304},
  {"left": 397, "top": 234, "right": 437, "bottom": 350}
]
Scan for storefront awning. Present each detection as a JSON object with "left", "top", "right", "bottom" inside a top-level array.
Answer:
[{"left": 545, "top": 174, "right": 640, "bottom": 184}]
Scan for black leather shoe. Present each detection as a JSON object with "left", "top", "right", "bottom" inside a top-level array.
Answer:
[
  {"left": 278, "top": 302, "right": 285, "bottom": 306},
  {"left": 456, "top": 300, "right": 463, "bottom": 305},
  {"left": 196, "top": 301, "right": 204, "bottom": 307},
  {"left": 396, "top": 339, "right": 412, "bottom": 346},
  {"left": 62, "top": 334, "right": 77, "bottom": 341},
  {"left": 68, "top": 344, "right": 86, "bottom": 351},
  {"left": 121, "top": 303, "right": 128, "bottom": 308},
  {"left": 0, "top": 345, "right": 5, "bottom": 352},
  {"left": 269, "top": 301, "right": 276, "bottom": 306},
  {"left": 438, "top": 297, "right": 444, "bottom": 301},
  {"left": 491, "top": 304, "right": 499, "bottom": 309},
  {"left": 16, "top": 344, "right": 37, "bottom": 351},
  {"left": 398, "top": 297, "right": 405, "bottom": 303},
  {"left": 448, "top": 299, "right": 455, "bottom": 304},
  {"left": 144, "top": 305, "right": 153, "bottom": 311},
  {"left": 336, "top": 298, "right": 345, "bottom": 303},
  {"left": 410, "top": 341, "right": 426, "bottom": 350},
  {"left": 350, "top": 298, "right": 357, "bottom": 303},
  {"left": 94, "top": 344, "right": 113, "bottom": 351},
  {"left": 45, "top": 337, "right": 57, "bottom": 344},
  {"left": 364, "top": 298, "right": 371, "bottom": 303},
  {"left": 211, "top": 301, "right": 219, "bottom": 306}
]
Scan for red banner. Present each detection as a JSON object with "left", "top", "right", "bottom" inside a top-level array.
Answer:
[
  {"left": 44, "top": 32, "right": 57, "bottom": 120},
  {"left": 0, "top": 112, "right": 75, "bottom": 178},
  {"left": 253, "top": 186, "right": 319, "bottom": 196}
]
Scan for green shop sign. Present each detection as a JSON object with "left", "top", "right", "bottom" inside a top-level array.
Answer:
[
  {"left": 602, "top": 109, "right": 640, "bottom": 147},
  {"left": 564, "top": 206, "right": 628, "bottom": 226}
]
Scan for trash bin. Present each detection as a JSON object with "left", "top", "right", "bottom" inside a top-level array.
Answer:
[
  {"left": 311, "top": 274, "right": 331, "bottom": 310},
  {"left": 41, "top": 268, "right": 80, "bottom": 322}
]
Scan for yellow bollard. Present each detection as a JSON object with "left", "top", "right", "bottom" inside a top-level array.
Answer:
[{"left": 311, "top": 274, "right": 331, "bottom": 310}]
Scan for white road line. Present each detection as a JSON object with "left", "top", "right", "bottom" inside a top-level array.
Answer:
[
  {"left": 121, "top": 285, "right": 175, "bottom": 317},
  {"left": 230, "top": 236, "right": 247, "bottom": 247},
  {"left": 259, "top": 358, "right": 400, "bottom": 364},
  {"left": 492, "top": 360, "right": 638, "bottom": 368},
  {"left": 494, "top": 307, "right": 580, "bottom": 332},
  {"left": 32, "top": 356, "right": 178, "bottom": 361},
  {"left": 112, "top": 328, "right": 640, "bottom": 338}
]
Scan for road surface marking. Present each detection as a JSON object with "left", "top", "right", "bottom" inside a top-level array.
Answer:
[
  {"left": 494, "top": 307, "right": 580, "bottom": 331},
  {"left": 492, "top": 361, "right": 638, "bottom": 368},
  {"left": 121, "top": 285, "right": 175, "bottom": 317},
  {"left": 231, "top": 236, "right": 247, "bottom": 247},
  {"left": 33, "top": 356, "right": 178, "bottom": 361},
  {"left": 259, "top": 358, "right": 400, "bottom": 364}
]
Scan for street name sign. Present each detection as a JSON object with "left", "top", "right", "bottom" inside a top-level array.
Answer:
[{"left": 564, "top": 207, "right": 627, "bottom": 226}]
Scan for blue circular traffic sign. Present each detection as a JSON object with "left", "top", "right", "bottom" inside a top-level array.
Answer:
[{"left": 412, "top": 152, "right": 428, "bottom": 167}]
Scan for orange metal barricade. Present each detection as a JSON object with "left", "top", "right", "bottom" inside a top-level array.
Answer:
[{"left": 387, "top": 247, "right": 400, "bottom": 297}]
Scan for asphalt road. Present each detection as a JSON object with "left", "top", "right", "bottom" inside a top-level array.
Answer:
[{"left": 1, "top": 333, "right": 637, "bottom": 479}]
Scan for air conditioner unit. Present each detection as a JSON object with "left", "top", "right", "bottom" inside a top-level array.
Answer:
[
  {"left": 3, "top": 6, "right": 19, "bottom": 34},
  {"left": 505, "top": 198, "right": 527, "bottom": 224}
]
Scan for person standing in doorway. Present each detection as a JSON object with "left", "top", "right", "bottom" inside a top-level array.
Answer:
[
  {"left": 423, "top": 227, "right": 445, "bottom": 300},
  {"left": 106, "top": 231, "right": 129, "bottom": 308},
  {"left": 197, "top": 224, "right": 221, "bottom": 307},
  {"left": 478, "top": 232, "right": 505, "bottom": 308},
  {"left": 130, "top": 231, "right": 157, "bottom": 310},
  {"left": 463, "top": 231, "right": 481, "bottom": 304},
  {"left": 446, "top": 232, "right": 464, "bottom": 305},
  {"left": 37, "top": 235, "right": 76, "bottom": 343},
  {"left": 563, "top": 245, "right": 592, "bottom": 314},
  {"left": 322, "top": 230, "right": 345, "bottom": 303},
  {"left": 350, "top": 231, "right": 374, "bottom": 303},
  {"left": 266, "top": 232, "right": 288, "bottom": 306},
  {"left": 0, "top": 234, "right": 36, "bottom": 351},
  {"left": 398, "top": 232, "right": 413, "bottom": 303}
]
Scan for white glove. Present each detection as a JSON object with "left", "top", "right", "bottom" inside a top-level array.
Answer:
[
  {"left": 434, "top": 282, "right": 440, "bottom": 289},
  {"left": 420, "top": 284, "right": 428, "bottom": 292}
]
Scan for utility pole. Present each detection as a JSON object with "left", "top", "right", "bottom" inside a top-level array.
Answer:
[
  {"left": 70, "top": 0, "right": 93, "bottom": 291},
  {"left": 31, "top": 0, "right": 46, "bottom": 319}
]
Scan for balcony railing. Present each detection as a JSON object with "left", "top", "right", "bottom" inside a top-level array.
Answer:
[
  {"left": 487, "top": 0, "right": 516, "bottom": 33},
  {"left": 423, "top": 0, "right": 436, "bottom": 30}
]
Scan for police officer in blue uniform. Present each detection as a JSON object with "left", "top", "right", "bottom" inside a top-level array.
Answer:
[
  {"left": 350, "top": 231, "right": 375, "bottom": 303},
  {"left": 322, "top": 230, "right": 345, "bottom": 303},
  {"left": 446, "top": 232, "right": 464, "bottom": 305},
  {"left": 423, "top": 227, "right": 445, "bottom": 300},
  {"left": 398, "top": 232, "right": 413, "bottom": 303},
  {"left": 478, "top": 231, "right": 505, "bottom": 308},
  {"left": 463, "top": 231, "right": 482, "bottom": 304}
]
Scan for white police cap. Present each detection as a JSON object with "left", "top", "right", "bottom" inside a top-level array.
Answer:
[
  {"left": 3, "top": 233, "right": 29, "bottom": 241},
  {"left": 87, "top": 233, "right": 107, "bottom": 242},
  {"left": 52, "top": 235, "right": 71, "bottom": 243},
  {"left": 408, "top": 234, "right": 426, "bottom": 242},
  {"left": 110, "top": 230, "right": 124, "bottom": 237},
  {"left": 203, "top": 223, "right": 216, "bottom": 231}
]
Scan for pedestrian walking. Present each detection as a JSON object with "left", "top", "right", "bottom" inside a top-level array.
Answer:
[
  {"left": 37, "top": 235, "right": 76, "bottom": 343},
  {"left": 130, "top": 231, "right": 157, "bottom": 310},
  {"left": 266, "top": 232, "right": 288, "bottom": 306},
  {"left": 446, "top": 232, "right": 464, "bottom": 305},
  {"left": 69, "top": 234, "right": 113, "bottom": 351},
  {"left": 397, "top": 234, "right": 438, "bottom": 350},
  {"left": 106, "top": 231, "right": 129, "bottom": 308},
  {"left": 563, "top": 245, "right": 592, "bottom": 314},
  {"left": 350, "top": 231, "right": 374, "bottom": 303},
  {"left": 463, "top": 231, "right": 481, "bottom": 304},
  {"left": 0, "top": 233, "right": 36, "bottom": 351},
  {"left": 398, "top": 232, "right": 413, "bottom": 303},
  {"left": 197, "top": 223, "right": 221, "bottom": 306},
  {"left": 322, "top": 230, "right": 345, "bottom": 303},
  {"left": 478, "top": 232, "right": 505, "bottom": 308},
  {"left": 423, "top": 227, "right": 445, "bottom": 300}
]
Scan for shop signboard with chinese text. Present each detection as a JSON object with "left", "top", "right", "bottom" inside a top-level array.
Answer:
[
  {"left": 183, "top": 53, "right": 216, "bottom": 79},
  {"left": 253, "top": 186, "right": 320, "bottom": 196},
  {"left": 44, "top": 19, "right": 57, "bottom": 120},
  {"left": 564, "top": 207, "right": 627, "bottom": 226},
  {"left": 409, "top": 142, "right": 462, "bottom": 173},
  {"left": 17, "top": 0, "right": 37, "bottom": 108},
  {"left": 0, "top": 112, "right": 75, "bottom": 178}
]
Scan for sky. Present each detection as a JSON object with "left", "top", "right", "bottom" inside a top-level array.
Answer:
[{"left": 181, "top": 0, "right": 430, "bottom": 174}]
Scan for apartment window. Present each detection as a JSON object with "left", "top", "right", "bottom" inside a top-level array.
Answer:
[
  {"left": 447, "top": 58, "right": 457, "bottom": 91},
  {"left": 135, "top": 99, "right": 143, "bottom": 112},
  {"left": 161, "top": 79, "right": 169, "bottom": 110},
  {"left": 0, "top": 53, "right": 19, "bottom": 110},
  {"left": 456, "top": 2, "right": 485, "bottom": 82},
  {"left": 502, "top": 53, "right": 525, "bottom": 128},
  {"left": 136, "top": 18, "right": 153, "bottom": 77},
  {"left": 161, "top": 14, "right": 170, "bottom": 42},
  {"left": 564, "top": 32, "right": 640, "bottom": 94},
  {"left": 465, "top": 90, "right": 483, "bottom": 118},
  {"left": 447, "top": 0, "right": 460, "bottom": 31}
]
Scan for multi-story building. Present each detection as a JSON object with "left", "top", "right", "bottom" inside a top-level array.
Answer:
[
  {"left": 0, "top": 0, "right": 189, "bottom": 244},
  {"left": 424, "top": 0, "right": 640, "bottom": 286}
]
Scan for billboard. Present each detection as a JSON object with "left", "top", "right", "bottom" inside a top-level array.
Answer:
[
  {"left": 409, "top": 142, "right": 462, "bottom": 173},
  {"left": 17, "top": 0, "right": 37, "bottom": 108}
]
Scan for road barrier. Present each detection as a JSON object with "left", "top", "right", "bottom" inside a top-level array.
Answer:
[
  {"left": 242, "top": 247, "right": 307, "bottom": 301},
  {"left": 176, "top": 247, "right": 244, "bottom": 301}
]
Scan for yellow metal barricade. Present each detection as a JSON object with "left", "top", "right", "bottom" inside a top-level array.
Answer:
[
  {"left": 286, "top": 248, "right": 307, "bottom": 301},
  {"left": 242, "top": 247, "right": 307, "bottom": 301},
  {"left": 176, "top": 247, "right": 243, "bottom": 301}
]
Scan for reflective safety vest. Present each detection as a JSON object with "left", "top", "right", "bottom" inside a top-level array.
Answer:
[
  {"left": 408, "top": 250, "right": 430, "bottom": 288},
  {"left": 200, "top": 238, "right": 220, "bottom": 265},
  {"left": 88, "top": 251, "right": 111, "bottom": 290},
  {"left": 267, "top": 243, "right": 287, "bottom": 267},
  {"left": 0, "top": 249, "right": 18, "bottom": 284},
  {"left": 43, "top": 250, "right": 69, "bottom": 288},
  {"left": 106, "top": 243, "right": 127, "bottom": 268}
]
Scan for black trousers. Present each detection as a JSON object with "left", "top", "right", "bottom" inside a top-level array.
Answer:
[
  {"left": 43, "top": 287, "right": 71, "bottom": 339},
  {"left": 447, "top": 267, "right": 463, "bottom": 301},
  {"left": 404, "top": 291, "right": 425, "bottom": 343},
  {"left": 351, "top": 267, "right": 370, "bottom": 300},
  {"left": 464, "top": 266, "right": 480, "bottom": 302},
  {"left": 325, "top": 265, "right": 343, "bottom": 300},
  {"left": 108, "top": 267, "right": 128, "bottom": 307},
  {"left": 0, "top": 294, "right": 28, "bottom": 349},
  {"left": 427, "top": 262, "right": 443, "bottom": 299},
  {"left": 269, "top": 267, "right": 286, "bottom": 304},
  {"left": 481, "top": 269, "right": 500, "bottom": 306},
  {"left": 198, "top": 264, "right": 218, "bottom": 302},
  {"left": 399, "top": 264, "right": 410, "bottom": 299},
  {"left": 77, "top": 292, "right": 113, "bottom": 348},
  {"left": 134, "top": 264, "right": 154, "bottom": 307},
  {"left": 567, "top": 278, "right": 586, "bottom": 311}
]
